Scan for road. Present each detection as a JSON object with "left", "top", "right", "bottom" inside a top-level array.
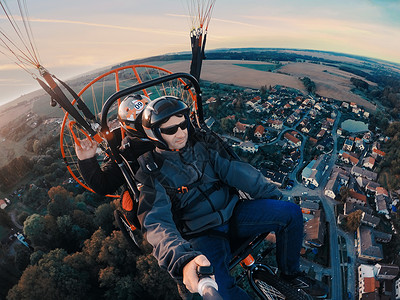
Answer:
[{"left": 280, "top": 109, "right": 358, "bottom": 299}]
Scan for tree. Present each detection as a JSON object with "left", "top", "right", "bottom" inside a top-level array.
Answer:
[
  {"left": 0, "top": 209, "right": 13, "bottom": 228},
  {"left": 94, "top": 203, "right": 115, "bottom": 235},
  {"left": 134, "top": 253, "right": 179, "bottom": 299},
  {"left": 47, "top": 186, "right": 74, "bottom": 218},
  {"left": 338, "top": 186, "right": 350, "bottom": 203},
  {"left": 220, "top": 117, "right": 236, "bottom": 133},
  {"left": 301, "top": 77, "right": 316, "bottom": 94},
  {"left": 13, "top": 244, "right": 31, "bottom": 272},
  {"left": 7, "top": 249, "right": 91, "bottom": 300},
  {"left": 23, "top": 214, "right": 45, "bottom": 247},
  {"left": 346, "top": 210, "right": 363, "bottom": 232}
]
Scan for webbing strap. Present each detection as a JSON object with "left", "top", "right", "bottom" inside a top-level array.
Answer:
[{"left": 53, "top": 75, "right": 96, "bottom": 120}]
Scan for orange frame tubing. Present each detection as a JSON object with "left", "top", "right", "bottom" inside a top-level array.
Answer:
[
  {"left": 68, "top": 120, "right": 92, "bottom": 148},
  {"left": 60, "top": 64, "right": 197, "bottom": 197}
]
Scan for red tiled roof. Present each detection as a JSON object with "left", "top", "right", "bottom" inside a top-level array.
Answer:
[
  {"left": 235, "top": 122, "right": 246, "bottom": 132},
  {"left": 376, "top": 187, "right": 388, "bottom": 196},
  {"left": 373, "top": 148, "right": 386, "bottom": 156},
  {"left": 284, "top": 132, "right": 300, "bottom": 144},
  {"left": 348, "top": 190, "right": 367, "bottom": 203},
  {"left": 254, "top": 125, "right": 265, "bottom": 135}
]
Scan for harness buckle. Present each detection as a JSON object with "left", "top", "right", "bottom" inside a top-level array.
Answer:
[{"left": 178, "top": 186, "right": 189, "bottom": 193}]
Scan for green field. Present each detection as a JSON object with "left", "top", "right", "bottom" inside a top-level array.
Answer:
[{"left": 233, "top": 63, "right": 279, "bottom": 72}]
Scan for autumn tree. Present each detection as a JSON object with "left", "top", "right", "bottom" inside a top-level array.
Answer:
[
  {"left": 338, "top": 186, "right": 350, "bottom": 203},
  {"left": 346, "top": 210, "right": 363, "bottom": 232},
  {"left": 47, "top": 186, "right": 74, "bottom": 218},
  {"left": 7, "top": 249, "right": 91, "bottom": 300}
]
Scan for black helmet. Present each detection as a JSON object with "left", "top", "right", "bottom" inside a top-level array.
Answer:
[
  {"left": 142, "top": 96, "right": 190, "bottom": 149},
  {"left": 118, "top": 94, "right": 150, "bottom": 135}
]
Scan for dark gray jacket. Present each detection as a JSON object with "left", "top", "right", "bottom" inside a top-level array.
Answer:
[{"left": 135, "top": 132, "right": 281, "bottom": 280}]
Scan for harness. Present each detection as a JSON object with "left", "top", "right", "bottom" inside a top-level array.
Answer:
[{"left": 139, "top": 148, "right": 225, "bottom": 233}]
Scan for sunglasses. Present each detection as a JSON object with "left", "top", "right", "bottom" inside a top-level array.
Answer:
[{"left": 159, "top": 120, "right": 188, "bottom": 135}]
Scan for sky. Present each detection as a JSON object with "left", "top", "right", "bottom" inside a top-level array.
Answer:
[{"left": 0, "top": 0, "right": 400, "bottom": 105}]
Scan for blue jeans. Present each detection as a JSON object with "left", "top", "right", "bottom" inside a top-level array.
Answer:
[{"left": 189, "top": 198, "right": 303, "bottom": 300}]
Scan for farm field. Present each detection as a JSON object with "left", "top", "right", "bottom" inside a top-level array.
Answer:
[{"left": 163, "top": 60, "right": 376, "bottom": 111}]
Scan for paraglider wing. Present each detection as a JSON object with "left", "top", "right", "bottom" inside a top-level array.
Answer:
[{"left": 187, "top": 0, "right": 215, "bottom": 81}]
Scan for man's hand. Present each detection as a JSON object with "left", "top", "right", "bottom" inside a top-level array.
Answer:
[
  {"left": 74, "top": 138, "right": 98, "bottom": 160},
  {"left": 183, "top": 255, "right": 211, "bottom": 293}
]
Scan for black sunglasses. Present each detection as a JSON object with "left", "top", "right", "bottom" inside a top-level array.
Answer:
[{"left": 159, "top": 120, "right": 188, "bottom": 135}]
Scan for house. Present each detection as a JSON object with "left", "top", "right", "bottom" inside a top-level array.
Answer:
[
  {"left": 357, "top": 226, "right": 383, "bottom": 262},
  {"left": 326, "top": 118, "right": 335, "bottom": 127},
  {"left": 364, "top": 111, "right": 370, "bottom": 118},
  {"left": 394, "top": 278, "right": 400, "bottom": 299},
  {"left": 363, "top": 132, "right": 373, "bottom": 143},
  {"left": 352, "top": 166, "right": 378, "bottom": 182},
  {"left": 302, "top": 155, "right": 328, "bottom": 188},
  {"left": 238, "top": 141, "right": 258, "bottom": 153},
  {"left": 300, "top": 118, "right": 309, "bottom": 127},
  {"left": 363, "top": 156, "right": 376, "bottom": 169},
  {"left": 284, "top": 132, "right": 301, "bottom": 148},
  {"left": 286, "top": 114, "right": 297, "bottom": 124},
  {"left": 361, "top": 212, "right": 380, "bottom": 228},
  {"left": 372, "top": 148, "right": 386, "bottom": 159},
  {"left": 304, "top": 210, "right": 326, "bottom": 248},
  {"left": 339, "top": 150, "right": 359, "bottom": 166},
  {"left": 343, "top": 138, "right": 354, "bottom": 152},
  {"left": 374, "top": 231, "right": 392, "bottom": 243},
  {"left": 300, "top": 200, "right": 320, "bottom": 215},
  {"left": 372, "top": 141, "right": 380, "bottom": 151},
  {"left": 374, "top": 264, "right": 399, "bottom": 280},
  {"left": 206, "top": 97, "right": 216, "bottom": 104},
  {"left": 233, "top": 122, "right": 247, "bottom": 134},
  {"left": 301, "top": 124, "right": 311, "bottom": 134},
  {"left": 321, "top": 121, "right": 330, "bottom": 131},
  {"left": 0, "top": 199, "right": 7, "bottom": 209},
  {"left": 254, "top": 125, "right": 265, "bottom": 139},
  {"left": 262, "top": 169, "right": 286, "bottom": 188},
  {"left": 309, "top": 109, "right": 317, "bottom": 119},
  {"left": 347, "top": 189, "right": 367, "bottom": 206},
  {"left": 376, "top": 187, "right": 389, "bottom": 197},
  {"left": 246, "top": 99, "right": 259, "bottom": 109},
  {"left": 358, "top": 264, "right": 380, "bottom": 299},
  {"left": 324, "top": 171, "right": 350, "bottom": 199},
  {"left": 345, "top": 202, "right": 374, "bottom": 215},
  {"left": 358, "top": 263, "right": 398, "bottom": 300},
  {"left": 269, "top": 119, "right": 283, "bottom": 130},
  {"left": 337, "top": 128, "right": 343, "bottom": 136},
  {"left": 314, "top": 103, "right": 323, "bottom": 111},
  {"left": 342, "top": 102, "right": 349, "bottom": 109},
  {"left": 316, "top": 129, "right": 326, "bottom": 139},
  {"left": 355, "top": 138, "right": 366, "bottom": 151},
  {"left": 352, "top": 107, "right": 361, "bottom": 114},
  {"left": 356, "top": 177, "right": 380, "bottom": 194},
  {"left": 375, "top": 194, "right": 389, "bottom": 215},
  {"left": 309, "top": 137, "right": 318, "bottom": 145}
]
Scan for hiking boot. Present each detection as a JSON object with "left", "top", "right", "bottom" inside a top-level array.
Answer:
[{"left": 281, "top": 272, "right": 328, "bottom": 299}]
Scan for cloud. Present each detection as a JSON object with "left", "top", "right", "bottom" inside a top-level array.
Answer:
[{"left": 1, "top": 16, "right": 186, "bottom": 37}]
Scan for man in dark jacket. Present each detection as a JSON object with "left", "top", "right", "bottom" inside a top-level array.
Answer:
[{"left": 134, "top": 96, "right": 325, "bottom": 299}]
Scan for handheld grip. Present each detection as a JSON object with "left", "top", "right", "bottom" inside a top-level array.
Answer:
[{"left": 196, "top": 266, "right": 223, "bottom": 300}]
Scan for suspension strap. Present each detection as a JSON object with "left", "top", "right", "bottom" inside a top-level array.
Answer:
[{"left": 53, "top": 75, "right": 96, "bottom": 120}]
